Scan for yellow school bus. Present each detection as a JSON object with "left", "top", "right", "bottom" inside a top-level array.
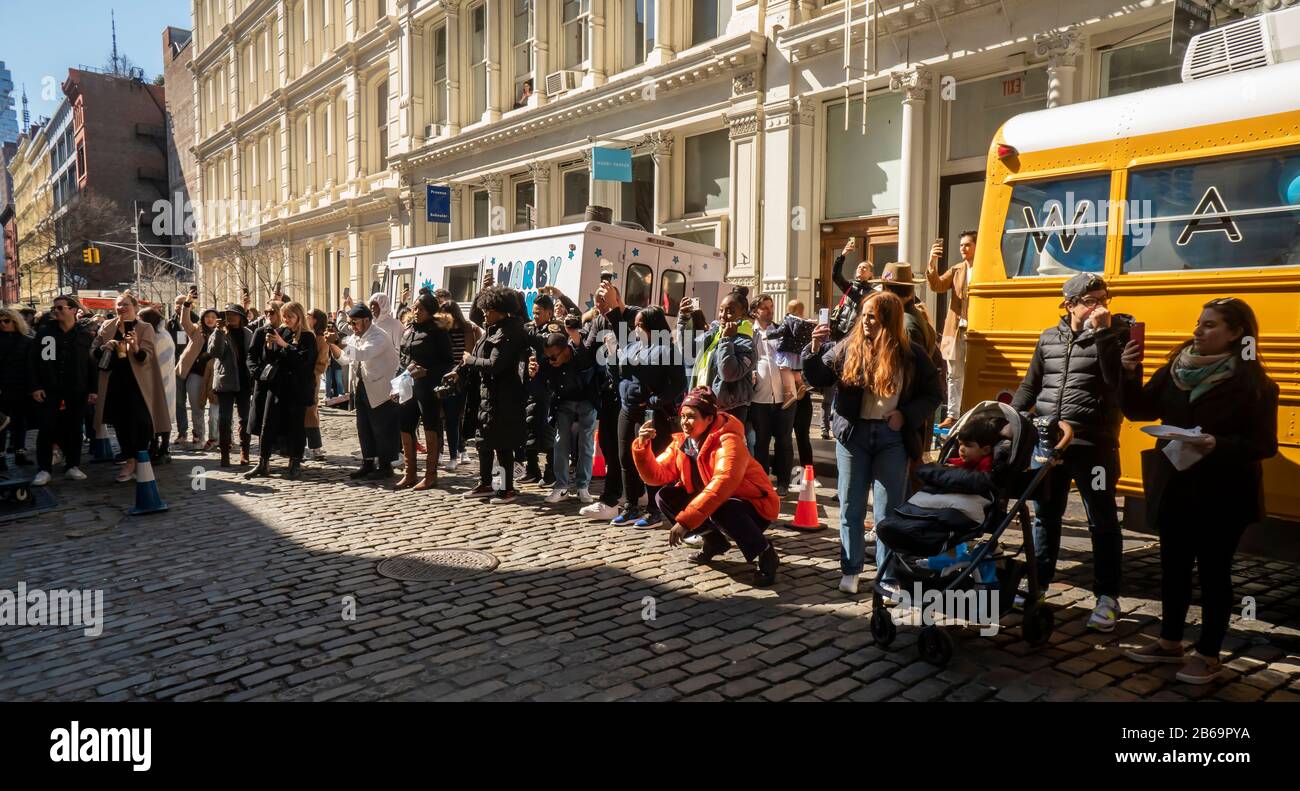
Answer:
[{"left": 964, "top": 12, "right": 1300, "bottom": 527}]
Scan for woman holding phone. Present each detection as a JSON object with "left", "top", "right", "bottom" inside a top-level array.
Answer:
[
  {"left": 92, "top": 292, "right": 171, "bottom": 483},
  {"left": 802, "top": 291, "right": 942, "bottom": 596},
  {"left": 1120, "top": 298, "right": 1278, "bottom": 684}
]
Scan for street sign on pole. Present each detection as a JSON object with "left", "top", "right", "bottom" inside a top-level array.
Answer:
[
  {"left": 427, "top": 184, "right": 451, "bottom": 223},
  {"left": 592, "top": 146, "right": 633, "bottom": 182},
  {"left": 1171, "top": 0, "right": 1211, "bottom": 57}
]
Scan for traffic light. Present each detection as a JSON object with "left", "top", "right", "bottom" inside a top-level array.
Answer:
[{"left": 81, "top": 244, "right": 101, "bottom": 265}]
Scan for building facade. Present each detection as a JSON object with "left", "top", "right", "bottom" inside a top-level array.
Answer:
[
  {"left": 191, "top": 0, "right": 1221, "bottom": 314},
  {"left": 164, "top": 26, "right": 199, "bottom": 282},
  {"left": 9, "top": 119, "right": 55, "bottom": 304},
  {"left": 0, "top": 141, "right": 19, "bottom": 302}
]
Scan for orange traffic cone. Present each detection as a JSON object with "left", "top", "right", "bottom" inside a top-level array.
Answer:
[
  {"left": 592, "top": 428, "right": 606, "bottom": 478},
  {"left": 785, "top": 465, "right": 825, "bottom": 531}
]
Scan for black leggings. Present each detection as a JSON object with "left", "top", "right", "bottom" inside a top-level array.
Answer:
[
  {"left": 217, "top": 389, "right": 251, "bottom": 441},
  {"left": 657, "top": 483, "right": 771, "bottom": 562},
  {"left": 749, "top": 401, "right": 794, "bottom": 476},
  {"left": 597, "top": 398, "right": 623, "bottom": 506},
  {"left": 1158, "top": 514, "right": 1246, "bottom": 657},
  {"left": 793, "top": 392, "right": 814, "bottom": 468},
  {"left": 478, "top": 439, "right": 515, "bottom": 491},
  {"left": 618, "top": 406, "right": 671, "bottom": 514}
]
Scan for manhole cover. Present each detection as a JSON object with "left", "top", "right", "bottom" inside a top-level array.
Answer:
[{"left": 376, "top": 549, "right": 500, "bottom": 581}]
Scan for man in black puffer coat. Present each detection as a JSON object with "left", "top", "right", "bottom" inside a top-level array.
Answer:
[{"left": 1011, "top": 273, "right": 1127, "bottom": 633}]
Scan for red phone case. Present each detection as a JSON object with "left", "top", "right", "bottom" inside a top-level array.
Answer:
[{"left": 1130, "top": 321, "right": 1146, "bottom": 354}]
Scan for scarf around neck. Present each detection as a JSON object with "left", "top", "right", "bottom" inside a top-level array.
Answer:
[{"left": 1171, "top": 347, "right": 1236, "bottom": 402}]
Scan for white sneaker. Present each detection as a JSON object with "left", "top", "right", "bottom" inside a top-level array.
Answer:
[
  {"left": 441, "top": 458, "right": 459, "bottom": 472},
  {"left": 32, "top": 470, "right": 52, "bottom": 486},
  {"left": 512, "top": 462, "right": 526, "bottom": 481},
  {"left": 544, "top": 486, "right": 569, "bottom": 504},
  {"left": 64, "top": 467, "right": 87, "bottom": 481},
  {"left": 575, "top": 488, "right": 596, "bottom": 504},
  {"left": 788, "top": 467, "right": 804, "bottom": 493},
  {"left": 684, "top": 533, "right": 704, "bottom": 547},
  {"left": 459, "top": 451, "right": 472, "bottom": 464},
  {"left": 1088, "top": 595, "right": 1120, "bottom": 633},
  {"left": 838, "top": 574, "right": 860, "bottom": 594},
  {"left": 579, "top": 501, "right": 619, "bottom": 520}
]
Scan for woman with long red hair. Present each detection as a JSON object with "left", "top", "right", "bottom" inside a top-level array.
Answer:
[{"left": 803, "top": 291, "right": 942, "bottom": 596}]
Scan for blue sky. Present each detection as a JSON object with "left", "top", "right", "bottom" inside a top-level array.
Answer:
[{"left": 1, "top": 0, "right": 192, "bottom": 125}]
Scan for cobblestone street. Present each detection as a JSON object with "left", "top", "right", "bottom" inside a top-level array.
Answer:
[{"left": 1, "top": 408, "right": 1298, "bottom": 703}]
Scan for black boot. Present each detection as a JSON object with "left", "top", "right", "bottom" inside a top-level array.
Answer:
[
  {"left": 367, "top": 461, "right": 396, "bottom": 480},
  {"left": 286, "top": 457, "right": 302, "bottom": 480},
  {"left": 219, "top": 430, "right": 232, "bottom": 468},
  {"left": 754, "top": 543, "right": 780, "bottom": 587},
  {"left": 244, "top": 455, "right": 271, "bottom": 479},
  {"left": 349, "top": 460, "right": 377, "bottom": 480},
  {"left": 690, "top": 530, "right": 731, "bottom": 564}
]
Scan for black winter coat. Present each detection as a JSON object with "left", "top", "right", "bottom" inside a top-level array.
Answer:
[
  {"left": 802, "top": 340, "right": 943, "bottom": 460},
  {"left": 27, "top": 320, "right": 98, "bottom": 397},
  {"left": 830, "top": 254, "right": 873, "bottom": 341},
  {"left": 1011, "top": 318, "right": 1124, "bottom": 448},
  {"left": 0, "top": 330, "right": 32, "bottom": 397},
  {"left": 763, "top": 314, "right": 815, "bottom": 355},
  {"left": 1122, "top": 360, "right": 1279, "bottom": 526},
  {"left": 539, "top": 339, "right": 600, "bottom": 405},
  {"left": 263, "top": 328, "right": 319, "bottom": 407},
  {"left": 465, "top": 315, "right": 528, "bottom": 446}
]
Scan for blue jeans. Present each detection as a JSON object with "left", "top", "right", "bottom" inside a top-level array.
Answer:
[
  {"left": 325, "top": 363, "right": 345, "bottom": 399},
  {"left": 834, "top": 419, "right": 909, "bottom": 578},
  {"left": 553, "top": 399, "right": 597, "bottom": 490}
]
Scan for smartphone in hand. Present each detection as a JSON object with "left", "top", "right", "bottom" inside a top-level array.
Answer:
[
  {"left": 1130, "top": 321, "right": 1146, "bottom": 359},
  {"left": 819, "top": 307, "right": 830, "bottom": 325}
]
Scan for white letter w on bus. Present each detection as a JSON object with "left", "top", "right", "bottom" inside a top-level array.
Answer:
[{"left": 1023, "top": 201, "right": 1092, "bottom": 255}]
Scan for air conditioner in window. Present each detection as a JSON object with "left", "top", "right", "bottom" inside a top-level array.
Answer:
[
  {"left": 424, "top": 123, "right": 438, "bottom": 139},
  {"left": 544, "top": 70, "right": 582, "bottom": 97}
]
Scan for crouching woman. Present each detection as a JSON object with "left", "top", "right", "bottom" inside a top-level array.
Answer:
[{"left": 632, "top": 387, "right": 782, "bottom": 586}]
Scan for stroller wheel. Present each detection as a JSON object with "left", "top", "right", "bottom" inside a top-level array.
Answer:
[
  {"left": 1022, "top": 606, "right": 1055, "bottom": 647},
  {"left": 870, "top": 608, "right": 897, "bottom": 648},
  {"left": 918, "top": 626, "right": 954, "bottom": 666}
]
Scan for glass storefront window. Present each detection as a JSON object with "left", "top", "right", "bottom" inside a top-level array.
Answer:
[
  {"left": 619, "top": 154, "right": 654, "bottom": 230},
  {"left": 684, "top": 130, "right": 729, "bottom": 214},
  {"left": 1122, "top": 149, "right": 1300, "bottom": 272},
  {"left": 825, "top": 93, "right": 903, "bottom": 219},
  {"left": 946, "top": 69, "right": 1048, "bottom": 161},
  {"left": 563, "top": 168, "right": 590, "bottom": 219},
  {"left": 1100, "top": 39, "right": 1182, "bottom": 98}
]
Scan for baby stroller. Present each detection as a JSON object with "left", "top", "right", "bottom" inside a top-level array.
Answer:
[{"left": 868, "top": 401, "right": 1073, "bottom": 666}]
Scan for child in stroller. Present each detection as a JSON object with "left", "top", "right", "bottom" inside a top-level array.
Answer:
[{"left": 877, "top": 415, "right": 1009, "bottom": 590}]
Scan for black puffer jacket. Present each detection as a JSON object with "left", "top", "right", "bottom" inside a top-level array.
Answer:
[
  {"left": 465, "top": 315, "right": 528, "bottom": 445},
  {"left": 1011, "top": 318, "right": 1124, "bottom": 448},
  {"left": 263, "top": 327, "right": 319, "bottom": 406}
]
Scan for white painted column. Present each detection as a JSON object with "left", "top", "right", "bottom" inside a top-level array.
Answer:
[
  {"left": 891, "top": 66, "right": 930, "bottom": 269},
  {"left": 483, "top": 0, "right": 502, "bottom": 122},
  {"left": 647, "top": 131, "right": 673, "bottom": 234},
  {"left": 726, "top": 108, "right": 762, "bottom": 285},
  {"left": 587, "top": 0, "right": 608, "bottom": 88},
  {"left": 446, "top": 0, "right": 462, "bottom": 135},
  {"left": 1035, "top": 27, "right": 1083, "bottom": 108},
  {"left": 345, "top": 64, "right": 360, "bottom": 181},
  {"left": 482, "top": 173, "right": 505, "bottom": 235},
  {"left": 325, "top": 93, "right": 337, "bottom": 189},
  {"left": 527, "top": 162, "right": 552, "bottom": 228}
]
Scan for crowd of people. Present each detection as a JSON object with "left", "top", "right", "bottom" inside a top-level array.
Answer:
[{"left": 0, "top": 229, "right": 1280, "bottom": 684}]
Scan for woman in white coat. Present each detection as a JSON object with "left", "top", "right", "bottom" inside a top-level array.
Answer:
[{"left": 139, "top": 307, "right": 177, "bottom": 463}]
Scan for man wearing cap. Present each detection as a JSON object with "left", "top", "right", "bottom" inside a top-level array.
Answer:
[
  {"left": 322, "top": 304, "right": 402, "bottom": 480},
  {"left": 1012, "top": 272, "right": 1127, "bottom": 632}
]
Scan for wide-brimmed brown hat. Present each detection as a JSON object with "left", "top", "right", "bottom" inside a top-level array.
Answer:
[{"left": 869, "top": 262, "right": 926, "bottom": 286}]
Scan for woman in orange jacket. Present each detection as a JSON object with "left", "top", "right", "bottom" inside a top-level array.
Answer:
[{"left": 633, "top": 387, "right": 781, "bottom": 585}]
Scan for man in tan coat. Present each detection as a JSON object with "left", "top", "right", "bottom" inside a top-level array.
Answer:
[{"left": 925, "top": 230, "right": 976, "bottom": 428}]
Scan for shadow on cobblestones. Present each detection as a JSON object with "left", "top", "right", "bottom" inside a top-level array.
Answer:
[{"left": 1, "top": 411, "right": 1297, "bottom": 703}]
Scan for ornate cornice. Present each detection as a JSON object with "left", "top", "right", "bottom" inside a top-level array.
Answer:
[
  {"left": 727, "top": 110, "right": 761, "bottom": 140},
  {"left": 1033, "top": 26, "right": 1084, "bottom": 69},
  {"left": 889, "top": 66, "right": 931, "bottom": 102}
]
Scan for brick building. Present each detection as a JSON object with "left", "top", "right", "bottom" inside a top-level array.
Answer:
[
  {"left": 0, "top": 141, "right": 18, "bottom": 302},
  {"left": 61, "top": 68, "right": 171, "bottom": 293}
]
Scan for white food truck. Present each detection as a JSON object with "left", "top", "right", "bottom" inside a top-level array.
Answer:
[{"left": 380, "top": 221, "right": 728, "bottom": 323}]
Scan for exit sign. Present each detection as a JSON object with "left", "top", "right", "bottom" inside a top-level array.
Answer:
[{"left": 1002, "top": 77, "right": 1023, "bottom": 97}]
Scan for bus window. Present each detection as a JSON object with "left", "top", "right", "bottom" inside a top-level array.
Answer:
[
  {"left": 625, "top": 262, "right": 654, "bottom": 308},
  {"left": 445, "top": 264, "right": 479, "bottom": 303},
  {"left": 1122, "top": 149, "right": 1300, "bottom": 272},
  {"left": 659, "top": 269, "right": 686, "bottom": 316},
  {"left": 1000, "top": 174, "right": 1110, "bottom": 278}
]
